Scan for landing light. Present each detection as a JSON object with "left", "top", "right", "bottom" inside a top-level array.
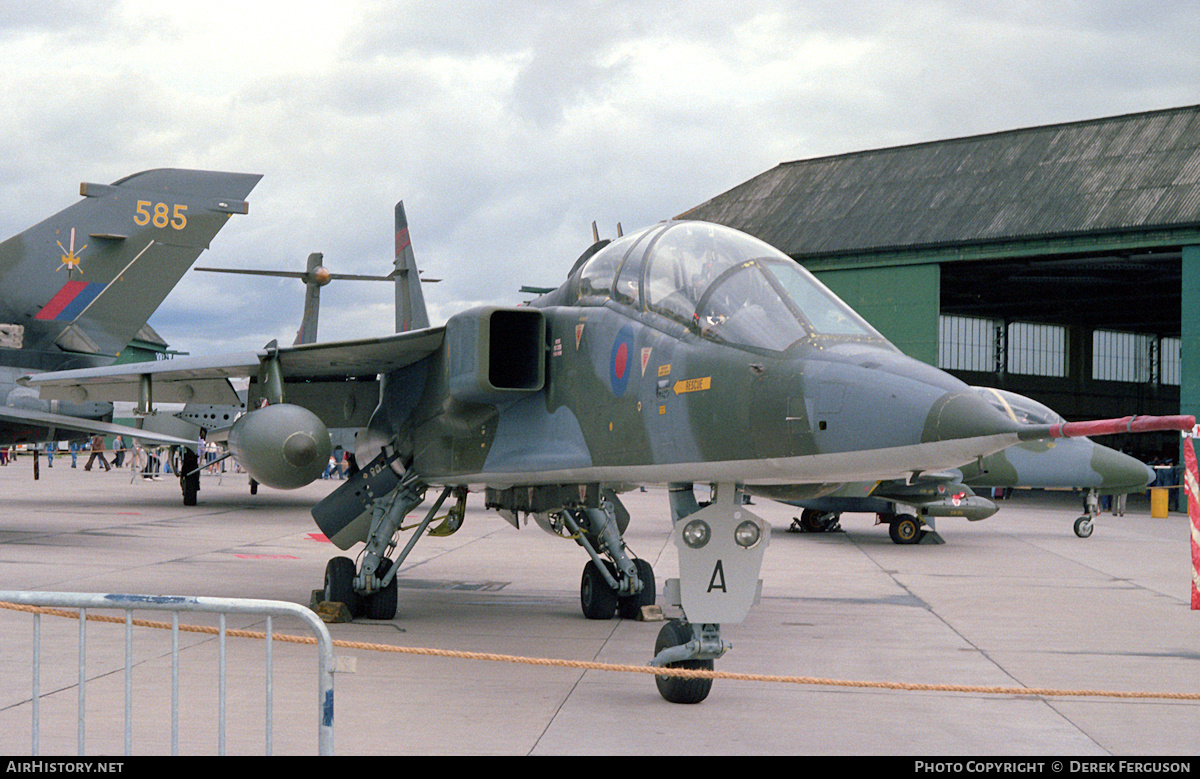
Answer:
[
  {"left": 734, "top": 520, "right": 762, "bottom": 549},
  {"left": 682, "top": 519, "right": 711, "bottom": 549}
]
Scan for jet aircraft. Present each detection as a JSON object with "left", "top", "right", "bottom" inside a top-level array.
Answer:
[
  {"left": 0, "top": 168, "right": 260, "bottom": 447},
  {"left": 789, "top": 386, "right": 1155, "bottom": 543},
  {"left": 22, "top": 205, "right": 1192, "bottom": 704}
]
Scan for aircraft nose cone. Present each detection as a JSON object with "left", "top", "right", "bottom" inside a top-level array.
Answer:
[
  {"left": 1093, "top": 445, "right": 1154, "bottom": 493},
  {"left": 922, "top": 390, "right": 1019, "bottom": 443}
]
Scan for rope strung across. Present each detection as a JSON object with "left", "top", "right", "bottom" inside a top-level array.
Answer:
[{"left": 3, "top": 600, "right": 1197, "bottom": 702}]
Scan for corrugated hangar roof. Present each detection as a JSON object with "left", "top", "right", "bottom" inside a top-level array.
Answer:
[{"left": 680, "top": 105, "right": 1200, "bottom": 259}]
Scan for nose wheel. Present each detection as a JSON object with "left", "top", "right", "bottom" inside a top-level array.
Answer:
[
  {"left": 653, "top": 619, "right": 714, "bottom": 704},
  {"left": 1075, "top": 488, "right": 1099, "bottom": 538}
]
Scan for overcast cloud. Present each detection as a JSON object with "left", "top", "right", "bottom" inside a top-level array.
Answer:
[{"left": 2, "top": 0, "right": 1197, "bottom": 355}]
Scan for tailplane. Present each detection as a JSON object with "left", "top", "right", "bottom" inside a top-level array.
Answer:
[{"left": 196, "top": 251, "right": 394, "bottom": 344}]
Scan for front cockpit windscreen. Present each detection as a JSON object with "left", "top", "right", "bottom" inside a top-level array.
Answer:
[
  {"left": 973, "top": 386, "right": 1065, "bottom": 426},
  {"left": 575, "top": 221, "right": 882, "bottom": 352}
]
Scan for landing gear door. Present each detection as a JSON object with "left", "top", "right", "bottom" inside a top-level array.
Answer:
[
  {"left": 311, "top": 450, "right": 403, "bottom": 550},
  {"left": 669, "top": 484, "right": 770, "bottom": 624}
]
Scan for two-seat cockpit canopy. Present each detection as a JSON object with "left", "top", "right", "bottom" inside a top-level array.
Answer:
[{"left": 566, "top": 221, "right": 886, "bottom": 353}]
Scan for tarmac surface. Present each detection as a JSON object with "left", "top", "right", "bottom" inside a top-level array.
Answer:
[{"left": 0, "top": 453, "right": 1197, "bottom": 756}]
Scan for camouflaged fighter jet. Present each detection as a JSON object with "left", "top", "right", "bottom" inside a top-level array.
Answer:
[
  {"left": 0, "top": 168, "right": 260, "bottom": 447},
  {"left": 789, "top": 386, "right": 1155, "bottom": 544},
  {"left": 21, "top": 207, "right": 1193, "bottom": 704}
]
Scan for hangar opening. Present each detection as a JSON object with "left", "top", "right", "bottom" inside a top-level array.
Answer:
[{"left": 680, "top": 105, "right": 1200, "bottom": 463}]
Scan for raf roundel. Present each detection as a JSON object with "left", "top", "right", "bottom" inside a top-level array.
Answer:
[{"left": 609, "top": 325, "right": 635, "bottom": 396}]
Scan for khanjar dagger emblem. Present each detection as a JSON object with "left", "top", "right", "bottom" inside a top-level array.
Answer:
[{"left": 56, "top": 228, "right": 86, "bottom": 276}]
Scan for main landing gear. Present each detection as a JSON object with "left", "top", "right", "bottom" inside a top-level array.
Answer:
[
  {"left": 884, "top": 512, "right": 925, "bottom": 544},
  {"left": 313, "top": 452, "right": 467, "bottom": 621},
  {"left": 789, "top": 508, "right": 840, "bottom": 534},
  {"left": 875, "top": 511, "right": 944, "bottom": 545},
  {"left": 544, "top": 498, "right": 656, "bottom": 621}
]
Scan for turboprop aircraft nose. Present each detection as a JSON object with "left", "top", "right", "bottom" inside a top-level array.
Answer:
[{"left": 1092, "top": 444, "right": 1155, "bottom": 493}]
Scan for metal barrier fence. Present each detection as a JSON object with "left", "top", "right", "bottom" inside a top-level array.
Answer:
[{"left": 0, "top": 591, "right": 335, "bottom": 756}]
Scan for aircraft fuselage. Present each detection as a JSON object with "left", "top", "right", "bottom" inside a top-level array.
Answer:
[{"left": 392, "top": 301, "right": 1017, "bottom": 494}]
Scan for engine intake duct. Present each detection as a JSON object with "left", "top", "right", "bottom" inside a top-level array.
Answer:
[{"left": 445, "top": 306, "right": 545, "bottom": 404}]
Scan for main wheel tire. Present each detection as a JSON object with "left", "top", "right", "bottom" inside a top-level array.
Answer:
[
  {"left": 363, "top": 557, "right": 398, "bottom": 620},
  {"left": 1074, "top": 516, "right": 1094, "bottom": 538},
  {"left": 889, "top": 515, "right": 923, "bottom": 545},
  {"left": 799, "top": 509, "right": 833, "bottom": 533},
  {"left": 580, "top": 559, "right": 619, "bottom": 620},
  {"left": 617, "top": 558, "right": 656, "bottom": 620},
  {"left": 653, "top": 620, "right": 713, "bottom": 704},
  {"left": 180, "top": 450, "right": 200, "bottom": 506},
  {"left": 324, "top": 556, "right": 362, "bottom": 617}
]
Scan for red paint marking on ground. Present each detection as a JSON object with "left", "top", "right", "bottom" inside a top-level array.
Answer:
[
  {"left": 307, "top": 533, "right": 331, "bottom": 543},
  {"left": 234, "top": 554, "right": 300, "bottom": 560}
]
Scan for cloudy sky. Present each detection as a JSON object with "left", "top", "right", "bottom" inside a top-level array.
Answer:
[{"left": 2, "top": 1, "right": 1197, "bottom": 356}]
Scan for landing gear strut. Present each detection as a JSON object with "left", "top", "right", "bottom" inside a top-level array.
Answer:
[
  {"left": 553, "top": 499, "right": 656, "bottom": 621},
  {"left": 654, "top": 482, "right": 769, "bottom": 703},
  {"left": 312, "top": 451, "right": 467, "bottom": 620}
]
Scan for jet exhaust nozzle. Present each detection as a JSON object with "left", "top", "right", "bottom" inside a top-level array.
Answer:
[{"left": 227, "top": 403, "right": 331, "bottom": 490}]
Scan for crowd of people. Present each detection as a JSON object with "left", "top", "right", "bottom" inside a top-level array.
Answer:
[
  {"left": 3, "top": 434, "right": 356, "bottom": 482},
  {"left": 0, "top": 434, "right": 243, "bottom": 480}
]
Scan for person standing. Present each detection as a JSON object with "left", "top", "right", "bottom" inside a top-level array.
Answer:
[
  {"left": 112, "top": 435, "right": 125, "bottom": 468},
  {"left": 83, "top": 435, "right": 111, "bottom": 472}
]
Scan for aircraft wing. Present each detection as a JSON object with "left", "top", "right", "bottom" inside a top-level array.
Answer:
[
  {"left": 21, "top": 352, "right": 260, "bottom": 406},
  {"left": 20, "top": 327, "right": 446, "bottom": 427},
  {"left": 0, "top": 405, "right": 196, "bottom": 448},
  {"left": 273, "top": 327, "right": 444, "bottom": 377}
]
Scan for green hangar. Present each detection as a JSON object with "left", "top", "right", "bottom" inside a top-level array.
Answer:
[{"left": 680, "top": 105, "right": 1200, "bottom": 462}]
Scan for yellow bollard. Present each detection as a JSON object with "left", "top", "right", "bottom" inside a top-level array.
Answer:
[{"left": 1150, "top": 487, "right": 1169, "bottom": 518}]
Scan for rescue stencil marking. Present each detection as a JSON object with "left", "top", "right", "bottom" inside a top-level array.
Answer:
[{"left": 673, "top": 377, "right": 712, "bottom": 395}]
